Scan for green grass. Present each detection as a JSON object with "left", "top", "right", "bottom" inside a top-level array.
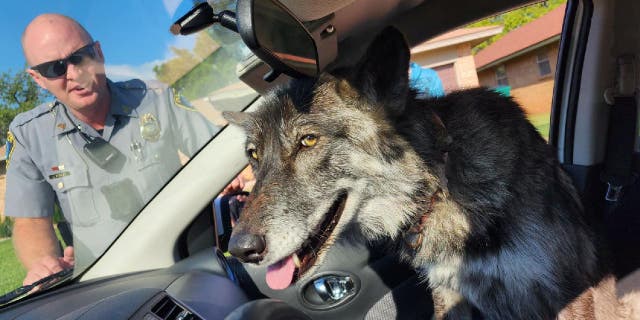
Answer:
[
  {"left": 528, "top": 113, "right": 551, "bottom": 140},
  {"left": 0, "top": 224, "right": 67, "bottom": 296},
  {"left": 0, "top": 239, "right": 26, "bottom": 295}
]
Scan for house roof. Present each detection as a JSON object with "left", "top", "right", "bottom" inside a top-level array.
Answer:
[
  {"left": 411, "top": 25, "right": 503, "bottom": 54},
  {"left": 474, "top": 3, "right": 566, "bottom": 70}
]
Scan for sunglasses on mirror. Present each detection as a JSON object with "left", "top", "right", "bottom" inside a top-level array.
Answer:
[{"left": 30, "top": 42, "right": 97, "bottom": 79}]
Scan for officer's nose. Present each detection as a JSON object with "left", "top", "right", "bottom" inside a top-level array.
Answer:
[
  {"left": 228, "top": 231, "right": 266, "bottom": 263},
  {"left": 65, "top": 63, "right": 82, "bottom": 80}
]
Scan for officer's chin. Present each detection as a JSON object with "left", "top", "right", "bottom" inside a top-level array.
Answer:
[{"left": 66, "top": 93, "right": 101, "bottom": 111}]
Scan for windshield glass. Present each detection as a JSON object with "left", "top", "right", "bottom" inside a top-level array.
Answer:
[{"left": 0, "top": 0, "right": 255, "bottom": 302}]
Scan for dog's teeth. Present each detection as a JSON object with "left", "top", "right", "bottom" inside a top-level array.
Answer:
[{"left": 293, "top": 253, "right": 301, "bottom": 268}]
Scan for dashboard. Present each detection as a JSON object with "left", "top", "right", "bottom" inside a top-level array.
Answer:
[
  {"left": 1, "top": 241, "right": 432, "bottom": 320},
  {"left": 1, "top": 249, "right": 247, "bottom": 320}
]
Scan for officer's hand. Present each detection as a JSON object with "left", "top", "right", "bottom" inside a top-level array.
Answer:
[
  {"left": 23, "top": 246, "right": 75, "bottom": 286},
  {"left": 221, "top": 176, "right": 245, "bottom": 196}
]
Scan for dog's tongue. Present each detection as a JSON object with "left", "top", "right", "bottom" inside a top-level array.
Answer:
[{"left": 266, "top": 255, "right": 295, "bottom": 290}]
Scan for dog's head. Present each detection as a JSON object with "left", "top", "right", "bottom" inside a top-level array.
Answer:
[{"left": 224, "top": 27, "right": 439, "bottom": 290}]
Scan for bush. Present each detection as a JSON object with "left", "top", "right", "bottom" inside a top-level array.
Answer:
[{"left": 0, "top": 217, "right": 14, "bottom": 238}]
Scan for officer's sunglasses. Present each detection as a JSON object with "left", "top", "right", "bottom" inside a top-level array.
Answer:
[{"left": 30, "top": 42, "right": 97, "bottom": 79}]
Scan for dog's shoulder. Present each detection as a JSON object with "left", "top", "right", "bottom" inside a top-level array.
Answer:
[
  {"left": 423, "top": 87, "right": 546, "bottom": 156},
  {"left": 428, "top": 87, "right": 529, "bottom": 132},
  {"left": 409, "top": 87, "right": 556, "bottom": 217}
]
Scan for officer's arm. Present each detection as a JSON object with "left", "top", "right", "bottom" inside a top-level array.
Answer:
[
  {"left": 13, "top": 217, "right": 68, "bottom": 284},
  {"left": 13, "top": 217, "right": 60, "bottom": 267},
  {"left": 6, "top": 122, "right": 73, "bottom": 285}
]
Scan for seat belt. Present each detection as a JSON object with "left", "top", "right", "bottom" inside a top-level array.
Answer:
[{"left": 601, "top": 55, "right": 639, "bottom": 204}]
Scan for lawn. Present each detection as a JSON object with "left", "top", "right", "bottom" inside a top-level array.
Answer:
[
  {"left": 0, "top": 225, "right": 67, "bottom": 296},
  {"left": 0, "top": 239, "right": 26, "bottom": 296},
  {"left": 528, "top": 112, "right": 551, "bottom": 140}
]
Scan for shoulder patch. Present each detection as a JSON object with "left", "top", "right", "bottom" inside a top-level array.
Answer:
[
  {"left": 171, "top": 88, "right": 197, "bottom": 111},
  {"left": 6, "top": 131, "right": 15, "bottom": 170}
]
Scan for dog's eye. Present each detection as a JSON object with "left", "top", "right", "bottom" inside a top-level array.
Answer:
[
  {"left": 300, "top": 134, "right": 318, "bottom": 147},
  {"left": 249, "top": 149, "right": 259, "bottom": 160},
  {"left": 246, "top": 143, "right": 259, "bottom": 160}
]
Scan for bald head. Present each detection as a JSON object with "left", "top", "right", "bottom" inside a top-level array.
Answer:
[
  {"left": 22, "top": 14, "right": 93, "bottom": 66},
  {"left": 22, "top": 13, "right": 109, "bottom": 123}
]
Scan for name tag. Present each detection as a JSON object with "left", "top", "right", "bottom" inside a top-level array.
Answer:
[{"left": 49, "top": 171, "right": 71, "bottom": 179}]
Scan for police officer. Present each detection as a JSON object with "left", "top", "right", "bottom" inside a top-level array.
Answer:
[{"left": 5, "top": 13, "right": 220, "bottom": 286}]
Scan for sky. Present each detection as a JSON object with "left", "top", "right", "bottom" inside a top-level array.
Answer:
[{"left": 0, "top": 0, "right": 201, "bottom": 81}]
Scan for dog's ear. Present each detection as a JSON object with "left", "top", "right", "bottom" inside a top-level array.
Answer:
[
  {"left": 349, "top": 26, "right": 411, "bottom": 115},
  {"left": 223, "top": 111, "right": 253, "bottom": 129}
]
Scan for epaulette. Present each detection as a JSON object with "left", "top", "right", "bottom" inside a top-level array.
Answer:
[
  {"left": 114, "top": 78, "right": 148, "bottom": 90},
  {"left": 10, "top": 102, "right": 57, "bottom": 127},
  {"left": 142, "top": 79, "right": 168, "bottom": 90}
]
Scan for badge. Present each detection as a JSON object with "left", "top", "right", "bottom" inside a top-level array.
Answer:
[{"left": 140, "top": 113, "right": 161, "bottom": 142}]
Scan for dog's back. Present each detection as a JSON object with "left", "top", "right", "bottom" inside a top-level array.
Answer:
[{"left": 397, "top": 88, "right": 609, "bottom": 318}]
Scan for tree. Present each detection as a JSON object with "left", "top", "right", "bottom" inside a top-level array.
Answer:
[
  {"left": 0, "top": 68, "right": 49, "bottom": 144},
  {"left": 152, "top": 32, "right": 221, "bottom": 89},
  {"left": 153, "top": 0, "right": 246, "bottom": 100},
  {"left": 470, "top": 0, "right": 567, "bottom": 54}
]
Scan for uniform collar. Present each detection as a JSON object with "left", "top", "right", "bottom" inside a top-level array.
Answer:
[
  {"left": 51, "top": 102, "right": 76, "bottom": 136},
  {"left": 51, "top": 79, "right": 138, "bottom": 137},
  {"left": 107, "top": 79, "right": 138, "bottom": 118}
]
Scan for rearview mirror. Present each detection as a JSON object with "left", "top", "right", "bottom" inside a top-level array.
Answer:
[
  {"left": 171, "top": 0, "right": 337, "bottom": 81},
  {"left": 237, "top": 0, "right": 320, "bottom": 80}
]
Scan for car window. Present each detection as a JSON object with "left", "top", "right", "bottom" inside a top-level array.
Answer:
[
  {"left": 0, "top": 0, "right": 256, "bottom": 300},
  {"left": 0, "top": 0, "right": 566, "bottom": 305},
  {"left": 411, "top": 0, "right": 566, "bottom": 139}
]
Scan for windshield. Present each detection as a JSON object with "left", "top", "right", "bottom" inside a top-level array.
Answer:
[{"left": 0, "top": 0, "right": 255, "bottom": 302}]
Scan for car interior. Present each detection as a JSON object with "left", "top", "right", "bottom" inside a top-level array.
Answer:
[{"left": 1, "top": 0, "right": 639, "bottom": 319}]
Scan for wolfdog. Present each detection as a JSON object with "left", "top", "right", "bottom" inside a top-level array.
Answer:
[{"left": 224, "top": 27, "right": 623, "bottom": 319}]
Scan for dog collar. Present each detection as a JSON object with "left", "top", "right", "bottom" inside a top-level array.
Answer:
[{"left": 403, "top": 188, "right": 442, "bottom": 250}]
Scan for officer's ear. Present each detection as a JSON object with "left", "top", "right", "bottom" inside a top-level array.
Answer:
[
  {"left": 26, "top": 68, "right": 47, "bottom": 90},
  {"left": 93, "top": 41, "right": 105, "bottom": 63}
]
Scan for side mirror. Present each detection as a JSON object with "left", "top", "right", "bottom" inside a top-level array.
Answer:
[{"left": 171, "top": 0, "right": 337, "bottom": 81}]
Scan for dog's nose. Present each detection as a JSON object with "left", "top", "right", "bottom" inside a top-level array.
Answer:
[{"left": 228, "top": 232, "right": 266, "bottom": 263}]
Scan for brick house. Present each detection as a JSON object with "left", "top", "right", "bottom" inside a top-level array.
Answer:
[
  {"left": 410, "top": 25, "right": 503, "bottom": 93},
  {"left": 475, "top": 4, "right": 565, "bottom": 114}
]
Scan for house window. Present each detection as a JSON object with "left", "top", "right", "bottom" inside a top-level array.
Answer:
[
  {"left": 496, "top": 65, "right": 509, "bottom": 86},
  {"left": 537, "top": 52, "right": 552, "bottom": 76}
]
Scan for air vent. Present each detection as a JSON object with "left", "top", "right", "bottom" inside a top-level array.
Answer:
[{"left": 150, "top": 296, "right": 202, "bottom": 320}]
